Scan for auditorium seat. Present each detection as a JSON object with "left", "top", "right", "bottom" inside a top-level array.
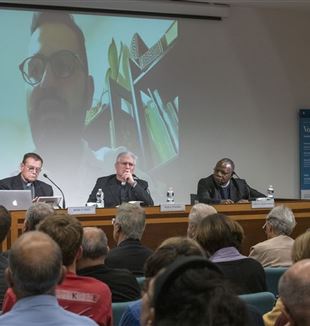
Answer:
[
  {"left": 239, "top": 291, "right": 276, "bottom": 315},
  {"left": 112, "top": 301, "right": 131, "bottom": 326},
  {"left": 264, "top": 267, "right": 287, "bottom": 296},
  {"left": 136, "top": 276, "right": 145, "bottom": 289}
]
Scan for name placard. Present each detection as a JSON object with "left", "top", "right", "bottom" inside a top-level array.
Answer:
[
  {"left": 251, "top": 199, "right": 275, "bottom": 209},
  {"left": 160, "top": 203, "right": 186, "bottom": 212},
  {"left": 67, "top": 206, "right": 96, "bottom": 215}
]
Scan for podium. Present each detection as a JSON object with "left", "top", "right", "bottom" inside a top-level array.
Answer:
[{"left": 2, "top": 199, "right": 310, "bottom": 255}]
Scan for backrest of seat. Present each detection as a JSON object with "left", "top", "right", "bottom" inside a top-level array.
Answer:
[
  {"left": 264, "top": 267, "right": 287, "bottom": 296},
  {"left": 112, "top": 301, "right": 131, "bottom": 326},
  {"left": 239, "top": 291, "right": 276, "bottom": 315}
]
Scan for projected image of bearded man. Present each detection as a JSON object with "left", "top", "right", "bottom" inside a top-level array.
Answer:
[
  {"left": 18, "top": 12, "right": 124, "bottom": 206},
  {"left": 19, "top": 13, "right": 94, "bottom": 171}
]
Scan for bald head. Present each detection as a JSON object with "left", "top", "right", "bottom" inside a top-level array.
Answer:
[
  {"left": 8, "top": 231, "right": 63, "bottom": 298},
  {"left": 187, "top": 203, "right": 217, "bottom": 239},
  {"left": 82, "top": 227, "right": 108, "bottom": 259},
  {"left": 279, "top": 259, "right": 310, "bottom": 325}
]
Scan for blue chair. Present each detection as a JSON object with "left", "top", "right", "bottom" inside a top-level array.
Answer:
[
  {"left": 112, "top": 301, "right": 131, "bottom": 326},
  {"left": 239, "top": 291, "right": 276, "bottom": 315},
  {"left": 136, "top": 276, "right": 145, "bottom": 289},
  {"left": 264, "top": 267, "right": 287, "bottom": 296}
]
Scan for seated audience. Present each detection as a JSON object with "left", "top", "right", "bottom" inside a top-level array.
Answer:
[
  {"left": 141, "top": 256, "right": 248, "bottom": 326},
  {"left": 2, "top": 214, "right": 112, "bottom": 326},
  {"left": 77, "top": 226, "right": 141, "bottom": 302},
  {"left": 249, "top": 205, "right": 296, "bottom": 267},
  {"left": 278, "top": 259, "right": 310, "bottom": 326},
  {"left": 87, "top": 151, "right": 153, "bottom": 207},
  {"left": 197, "top": 158, "right": 264, "bottom": 204},
  {"left": 0, "top": 231, "right": 97, "bottom": 326},
  {"left": 105, "top": 203, "right": 153, "bottom": 276},
  {"left": 196, "top": 213, "right": 267, "bottom": 294},
  {"left": 119, "top": 236, "right": 206, "bottom": 326},
  {"left": 0, "top": 205, "right": 11, "bottom": 307},
  {"left": 264, "top": 230, "right": 310, "bottom": 326},
  {"left": 120, "top": 237, "right": 263, "bottom": 326},
  {"left": 22, "top": 202, "right": 54, "bottom": 232},
  {"left": 187, "top": 203, "right": 217, "bottom": 239}
]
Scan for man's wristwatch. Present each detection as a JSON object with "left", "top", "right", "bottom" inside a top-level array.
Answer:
[{"left": 132, "top": 181, "right": 137, "bottom": 188}]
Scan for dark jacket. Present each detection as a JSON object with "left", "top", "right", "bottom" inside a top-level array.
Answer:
[
  {"left": 197, "top": 175, "right": 265, "bottom": 204},
  {"left": 87, "top": 174, "right": 153, "bottom": 207},
  {"left": 0, "top": 174, "right": 53, "bottom": 197},
  {"left": 77, "top": 264, "right": 141, "bottom": 303},
  {"left": 105, "top": 239, "right": 153, "bottom": 276}
]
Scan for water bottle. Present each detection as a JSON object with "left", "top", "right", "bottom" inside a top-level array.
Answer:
[
  {"left": 267, "top": 185, "right": 274, "bottom": 199},
  {"left": 166, "top": 187, "right": 175, "bottom": 203},
  {"left": 96, "top": 188, "right": 104, "bottom": 208}
]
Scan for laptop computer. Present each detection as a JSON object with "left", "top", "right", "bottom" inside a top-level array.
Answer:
[{"left": 0, "top": 190, "right": 32, "bottom": 210}]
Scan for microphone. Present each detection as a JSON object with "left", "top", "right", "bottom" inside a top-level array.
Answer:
[
  {"left": 232, "top": 171, "right": 241, "bottom": 179},
  {"left": 43, "top": 173, "right": 66, "bottom": 209}
]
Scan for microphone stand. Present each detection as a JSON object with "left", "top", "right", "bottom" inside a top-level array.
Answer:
[{"left": 43, "top": 173, "right": 66, "bottom": 209}]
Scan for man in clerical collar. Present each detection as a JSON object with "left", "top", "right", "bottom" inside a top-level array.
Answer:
[
  {"left": 197, "top": 158, "right": 264, "bottom": 205},
  {"left": 0, "top": 152, "right": 53, "bottom": 200}
]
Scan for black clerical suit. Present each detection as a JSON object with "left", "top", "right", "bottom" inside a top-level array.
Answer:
[
  {"left": 0, "top": 173, "right": 53, "bottom": 198},
  {"left": 87, "top": 174, "right": 153, "bottom": 207},
  {"left": 197, "top": 175, "right": 265, "bottom": 204}
]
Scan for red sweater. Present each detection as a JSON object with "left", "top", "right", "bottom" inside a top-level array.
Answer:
[{"left": 2, "top": 272, "right": 112, "bottom": 326}]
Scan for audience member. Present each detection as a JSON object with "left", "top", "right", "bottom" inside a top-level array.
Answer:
[
  {"left": 197, "top": 158, "right": 264, "bottom": 204},
  {"left": 141, "top": 256, "right": 248, "bottom": 326},
  {"left": 0, "top": 231, "right": 97, "bottom": 325},
  {"left": 120, "top": 236, "right": 263, "bottom": 326},
  {"left": 77, "top": 227, "right": 141, "bottom": 302},
  {"left": 187, "top": 203, "right": 217, "bottom": 239},
  {"left": 0, "top": 152, "right": 53, "bottom": 199},
  {"left": 278, "top": 259, "right": 310, "bottom": 326},
  {"left": 249, "top": 205, "right": 296, "bottom": 267},
  {"left": 87, "top": 151, "right": 154, "bottom": 207},
  {"left": 264, "top": 230, "right": 310, "bottom": 326},
  {"left": 2, "top": 214, "right": 112, "bottom": 326},
  {"left": 105, "top": 203, "right": 152, "bottom": 275},
  {"left": 22, "top": 202, "right": 54, "bottom": 232},
  {"left": 119, "top": 236, "right": 205, "bottom": 326},
  {"left": 0, "top": 205, "right": 11, "bottom": 307},
  {"left": 196, "top": 213, "right": 267, "bottom": 294}
]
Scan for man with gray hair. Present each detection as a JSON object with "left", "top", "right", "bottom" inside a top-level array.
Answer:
[
  {"left": 187, "top": 203, "right": 217, "bottom": 239},
  {"left": 249, "top": 205, "right": 296, "bottom": 267},
  {"left": 0, "top": 231, "right": 97, "bottom": 326},
  {"left": 105, "top": 203, "right": 153, "bottom": 275},
  {"left": 77, "top": 227, "right": 140, "bottom": 302},
  {"left": 278, "top": 259, "right": 310, "bottom": 325},
  {"left": 87, "top": 151, "right": 153, "bottom": 207},
  {"left": 23, "top": 202, "right": 54, "bottom": 232}
]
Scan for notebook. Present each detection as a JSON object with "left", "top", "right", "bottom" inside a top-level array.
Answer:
[{"left": 0, "top": 190, "right": 32, "bottom": 210}]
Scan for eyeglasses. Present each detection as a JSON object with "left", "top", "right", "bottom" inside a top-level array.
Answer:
[
  {"left": 25, "top": 165, "right": 42, "bottom": 173},
  {"left": 19, "top": 50, "right": 85, "bottom": 86},
  {"left": 118, "top": 161, "right": 135, "bottom": 167}
]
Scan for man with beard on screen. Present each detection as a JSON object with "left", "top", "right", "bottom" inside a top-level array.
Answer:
[{"left": 19, "top": 11, "right": 122, "bottom": 206}]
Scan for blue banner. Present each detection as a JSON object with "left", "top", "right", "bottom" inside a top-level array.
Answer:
[{"left": 299, "top": 109, "right": 310, "bottom": 199}]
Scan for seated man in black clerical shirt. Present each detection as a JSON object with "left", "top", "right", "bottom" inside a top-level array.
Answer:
[
  {"left": 197, "top": 158, "right": 264, "bottom": 204},
  {"left": 0, "top": 152, "right": 53, "bottom": 199},
  {"left": 87, "top": 151, "right": 153, "bottom": 207}
]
